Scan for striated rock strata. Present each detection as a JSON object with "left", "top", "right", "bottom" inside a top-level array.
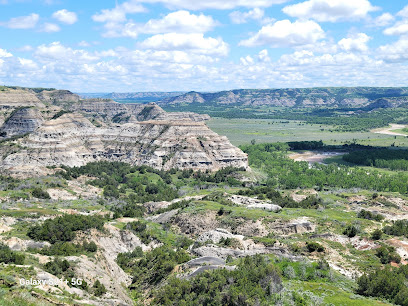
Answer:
[{"left": 1, "top": 113, "right": 248, "bottom": 175}]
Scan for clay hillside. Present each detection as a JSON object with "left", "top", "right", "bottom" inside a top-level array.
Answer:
[{"left": 0, "top": 86, "right": 247, "bottom": 176}]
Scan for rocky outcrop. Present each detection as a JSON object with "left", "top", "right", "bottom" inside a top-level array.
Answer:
[
  {"left": 228, "top": 195, "right": 282, "bottom": 212},
  {"left": 1, "top": 113, "right": 248, "bottom": 175},
  {"left": 0, "top": 107, "right": 44, "bottom": 137},
  {"left": 69, "top": 100, "right": 209, "bottom": 122},
  {"left": 0, "top": 88, "right": 45, "bottom": 109}
]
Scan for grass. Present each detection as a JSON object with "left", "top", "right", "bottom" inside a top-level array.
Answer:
[
  {"left": 296, "top": 281, "right": 392, "bottom": 305},
  {"left": 207, "top": 118, "right": 408, "bottom": 148}
]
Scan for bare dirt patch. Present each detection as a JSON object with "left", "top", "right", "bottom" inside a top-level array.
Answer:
[{"left": 288, "top": 151, "right": 345, "bottom": 164}]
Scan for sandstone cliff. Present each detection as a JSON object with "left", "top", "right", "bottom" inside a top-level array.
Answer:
[{"left": 1, "top": 113, "right": 247, "bottom": 175}]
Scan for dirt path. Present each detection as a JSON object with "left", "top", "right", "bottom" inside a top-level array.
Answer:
[
  {"left": 372, "top": 124, "right": 407, "bottom": 136},
  {"left": 288, "top": 151, "right": 345, "bottom": 164}
]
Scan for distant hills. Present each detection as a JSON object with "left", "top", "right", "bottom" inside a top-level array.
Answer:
[
  {"left": 78, "top": 91, "right": 185, "bottom": 102},
  {"left": 157, "top": 87, "right": 408, "bottom": 108}
]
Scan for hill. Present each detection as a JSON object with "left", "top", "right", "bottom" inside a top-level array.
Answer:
[{"left": 157, "top": 87, "right": 408, "bottom": 108}]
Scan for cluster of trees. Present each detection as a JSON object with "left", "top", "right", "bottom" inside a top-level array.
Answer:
[
  {"left": 343, "top": 148, "right": 408, "bottom": 170},
  {"left": 238, "top": 187, "right": 322, "bottom": 209},
  {"left": 44, "top": 258, "right": 88, "bottom": 290},
  {"left": 376, "top": 246, "right": 401, "bottom": 264},
  {"left": 123, "top": 245, "right": 190, "bottom": 288},
  {"left": 37, "top": 241, "right": 97, "bottom": 256},
  {"left": 383, "top": 220, "right": 408, "bottom": 237},
  {"left": 154, "top": 255, "right": 333, "bottom": 305},
  {"left": 357, "top": 209, "right": 384, "bottom": 222},
  {"left": 27, "top": 214, "right": 105, "bottom": 244},
  {"left": 357, "top": 265, "right": 408, "bottom": 305},
  {"left": 154, "top": 255, "right": 282, "bottom": 305},
  {"left": 0, "top": 243, "right": 25, "bottom": 265},
  {"left": 58, "top": 162, "right": 243, "bottom": 209},
  {"left": 241, "top": 143, "right": 408, "bottom": 193}
]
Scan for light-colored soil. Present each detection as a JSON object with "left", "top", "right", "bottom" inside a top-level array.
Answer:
[
  {"left": 288, "top": 151, "right": 345, "bottom": 164},
  {"left": 372, "top": 124, "right": 407, "bottom": 136}
]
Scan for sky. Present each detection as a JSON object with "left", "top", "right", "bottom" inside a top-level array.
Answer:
[{"left": 1, "top": 0, "right": 408, "bottom": 92}]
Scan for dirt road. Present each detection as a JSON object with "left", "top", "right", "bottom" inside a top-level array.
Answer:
[{"left": 373, "top": 124, "right": 407, "bottom": 137}]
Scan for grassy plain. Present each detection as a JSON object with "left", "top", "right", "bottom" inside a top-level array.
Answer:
[{"left": 207, "top": 118, "right": 408, "bottom": 147}]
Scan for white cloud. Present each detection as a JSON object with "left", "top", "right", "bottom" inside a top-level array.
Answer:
[
  {"left": 52, "top": 9, "right": 78, "bottom": 25},
  {"left": 139, "top": 0, "right": 288, "bottom": 10},
  {"left": 139, "top": 33, "right": 229, "bottom": 56},
  {"left": 92, "top": 1, "right": 146, "bottom": 23},
  {"left": 397, "top": 5, "right": 408, "bottom": 18},
  {"left": 338, "top": 33, "right": 371, "bottom": 52},
  {"left": 0, "top": 48, "right": 12, "bottom": 58},
  {"left": 239, "top": 19, "right": 325, "bottom": 48},
  {"left": 35, "top": 42, "right": 99, "bottom": 62},
  {"left": 111, "top": 10, "right": 218, "bottom": 38},
  {"left": 377, "top": 37, "right": 408, "bottom": 62},
  {"left": 143, "top": 10, "right": 217, "bottom": 33},
  {"left": 1, "top": 13, "right": 39, "bottom": 29},
  {"left": 371, "top": 13, "right": 394, "bottom": 27},
  {"left": 258, "top": 49, "right": 270, "bottom": 62},
  {"left": 229, "top": 8, "right": 264, "bottom": 24},
  {"left": 282, "top": 0, "right": 378, "bottom": 22},
  {"left": 39, "top": 23, "right": 60, "bottom": 33},
  {"left": 384, "top": 21, "right": 408, "bottom": 36}
]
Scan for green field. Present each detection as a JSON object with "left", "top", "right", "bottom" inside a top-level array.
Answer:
[{"left": 207, "top": 118, "right": 408, "bottom": 147}]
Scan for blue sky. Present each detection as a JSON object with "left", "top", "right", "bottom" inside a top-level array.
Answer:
[{"left": 1, "top": 0, "right": 408, "bottom": 92}]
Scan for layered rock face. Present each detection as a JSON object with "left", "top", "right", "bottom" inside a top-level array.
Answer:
[
  {"left": 69, "top": 100, "right": 209, "bottom": 122},
  {"left": 1, "top": 113, "right": 248, "bottom": 175},
  {"left": 0, "top": 107, "right": 44, "bottom": 137},
  {"left": 0, "top": 89, "right": 45, "bottom": 109}
]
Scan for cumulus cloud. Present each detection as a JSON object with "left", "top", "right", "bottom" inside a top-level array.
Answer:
[
  {"left": 377, "top": 37, "right": 408, "bottom": 62},
  {"left": 397, "top": 5, "right": 408, "bottom": 18},
  {"left": 239, "top": 19, "right": 325, "bottom": 48},
  {"left": 0, "top": 48, "right": 12, "bottom": 58},
  {"left": 282, "top": 0, "right": 378, "bottom": 22},
  {"left": 338, "top": 33, "right": 371, "bottom": 52},
  {"left": 384, "top": 21, "right": 408, "bottom": 36},
  {"left": 35, "top": 42, "right": 99, "bottom": 62},
  {"left": 92, "top": 1, "right": 146, "bottom": 23},
  {"left": 112, "top": 10, "right": 218, "bottom": 38},
  {"left": 39, "top": 23, "right": 60, "bottom": 33},
  {"left": 229, "top": 8, "right": 264, "bottom": 24},
  {"left": 139, "top": 33, "right": 229, "bottom": 56},
  {"left": 52, "top": 9, "right": 78, "bottom": 25},
  {"left": 371, "top": 13, "right": 395, "bottom": 27},
  {"left": 1, "top": 13, "right": 39, "bottom": 29}
]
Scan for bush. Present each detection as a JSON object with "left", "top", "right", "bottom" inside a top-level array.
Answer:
[
  {"left": 343, "top": 225, "right": 358, "bottom": 238},
  {"left": 0, "top": 243, "right": 24, "bottom": 265},
  {"left": 376, "top": 246, "right": 401, "bottom": 264},
  {"left": 31, "top": 187, "right": 50, "bottom": 199},
  {"left": 371, "top": 229, "right": 383, "bottom": 240},
  {"left": 93, "top": 280, "right": 106, "bottom": 296},
  {"left": 306, "top": 242, "right": 324, "bottom": 253}
]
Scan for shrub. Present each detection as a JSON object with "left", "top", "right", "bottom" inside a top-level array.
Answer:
[
  {"left": 93, "top": 280, "right": 107, "bottom": 296},
  {"left": 0, "top": 243, "right": 24, "bottom": 265},
  {"left": 306, "top": 242, "right": 324, "bottom": 253},
  {"left": 343, "top": 225, "right": 358, "bottom": 238},
  {"left": 371, "top": 229, "right": 383, "bottom": 240},
  {"left": 31, "top": 187, "right": 50, "bottom": 199}
]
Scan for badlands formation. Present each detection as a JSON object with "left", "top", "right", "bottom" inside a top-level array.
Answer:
[{"left": 0, "top": 87, "right": 247, "bottom": 176}]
